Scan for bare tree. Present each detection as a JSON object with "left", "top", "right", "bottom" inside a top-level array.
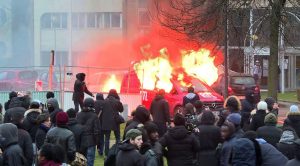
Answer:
[{"left": 152, "top": 0, "right": 300, "bottom": 100}]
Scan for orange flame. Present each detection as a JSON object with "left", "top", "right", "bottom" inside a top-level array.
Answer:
[
  {"left": 182, "top": 48, "right": 218, "bottom": 86},
  {"left": 102, "top": 74, "right": 121, "bottom": 93},
  {"left": 134, "top": 48, "right": 173, "bottom": 92}
]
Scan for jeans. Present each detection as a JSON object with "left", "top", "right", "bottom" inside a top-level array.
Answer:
[
  {"left": 74, "top": 100, "right": 83, "bottom": 112},
  {"left": 114, "top": 125, "right": 121, "bottom": 143},
  {"left": 86, "top": 146, "right": 96, "bottom": 166},
  {"left": 99, "top": 130, "right": 111, "bottom": 156}
]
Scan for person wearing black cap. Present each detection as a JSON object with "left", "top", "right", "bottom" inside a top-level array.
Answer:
[
  {"left": 76, "top": 97, "right": 100, "bottom": 166},
  {"left": 150, "top": 89, "right": 171, "bottom": 137},
  {"left": 285, "top": 139, "right": 300, "bottom": 166},
  {"left": 45, "top": 112, "right": 76, "bottom": 163},
  {"left": 11, "top": 108, "right": 34, "bottom": 166},
  {"left": 115, "top": 129, "right": 144, "bottom": 166},
  {"left": 67, "top": 108, "right": 85, "bottom": 154},
  {"left": 159, "top": 113, "right": 200, "bottom": 166},
  {"left": 265, "top": 97, "right": 279, "bottom": 115},
  {"left": 99, "top": 89, "right": 123, "bottom": 156},
  {"left": 72, "top": 73, "right": 94, "bottom": 113},
  {"left": 4, "top": 91, "right": 17, "bottom": 111}
]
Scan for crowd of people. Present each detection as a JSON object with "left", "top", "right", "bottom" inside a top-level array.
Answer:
[{"left": 0, "top": 72, "right": 299, "bottom": 166}]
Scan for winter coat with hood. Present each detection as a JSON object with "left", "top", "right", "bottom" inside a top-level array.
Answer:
[
  {"left": 95, "top": 93, "right": 105, "bottom": 117},
  {"left": 76, "top": 108, "right": 100, "bottom": 148},
  {"left": 283, "top": 111, "right": 300, "bottom": 137},
  {"left": 241, "top": 91, "right": 255, "bottom": 130},
  {"left": 277, "top": 128, "right": 298, "bottom": 160},
  {"left": 115, "top": 142, "right": 144, "bottom": 166},
  {"left": 256, "top": 138, "right": 288, "bottom": 166},
  {"left": 196, "top": 124, "right": 221, "bottom": 166},
  {"left": 8, "top": 96, "right": 31, "bottom": 110},
  {"left": 182, "top": 93, "right": 200, "bottom": 107},
  {"left": 159, "top": 125, "right": 200, "bottom": 166},
  {"left": 4, "top": 106, "right": 26, "bottom": 123},
  {"left": 257, "top": 124, "right": 282, "bottom": 148},
  {"left": 249, "top": 109, "right": 267, "bottom": 131},
  {"left": 14, "top": 123, "right": 34, "bottom": 166},
  {"left": 0, "top": 123, "right": 27, "bottom": 166},
  {"left": 23, "top": 108, "right": 42, "bottom": 142},
  {"left": 220, "top": 135, "right": 237, "bottom": 166},
  {"left": 35, "top": 124, "right": 50, "bottom": 149},
  {"left": 47, "top": 98, "right": 61, "bottom": 127},
  {"left": 67, "top": 118, "right": 85, "bottom": 153},
  {"left": 100, "top": 95, "right": 123, "bottom": 131},
  {"left": 45, "top": 126, "right": 76, "bottom": 163},
  {"left": 72, "top": 73, "right": 93, "bottom": 102},
  {"left": 150, "top": 95, "right": 170, "bottom": 124}
]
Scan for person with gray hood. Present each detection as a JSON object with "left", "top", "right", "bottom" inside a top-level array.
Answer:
[
  {"left": 72, "top": 73, "right": 94, "bottom": 112},
  {"left": 277, "top": 127, "right": 299, "bottom": 159},
  {"left": 285, "top": 139, "right": 300, "bottom": 166},
  {"left": 182, "top": 86, "right": 200, "bottom": 107},
  {"left": 46, "top": 98, "right": 61, "bottom": 127},
  {"left": 0, "top": 123, "right": 27, "bottom": 165}
]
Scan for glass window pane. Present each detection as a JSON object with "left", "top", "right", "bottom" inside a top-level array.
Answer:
[
  {"left": 72, "top": 13, "right": 78, "bottom": 28},
  {"left": 104, "top": 12, "right": 110, "bottom": 28},
  {"left": 52, "top": 13, "right": 60, "bottom": 28},
  {"left": 61, "top": 13, "right": 67, "bottom": 28},
  {"left": 97, "top": 13, "right": 103, "bottom": 28},
  {"left": 41, "top": 13, "right": 51, "bottom": 29},
  {"left": 78, "top": 13, "right": 85, "bottom": 28},
  {"left": 111, "top": 13, "right": 120, "bottom": 28}
]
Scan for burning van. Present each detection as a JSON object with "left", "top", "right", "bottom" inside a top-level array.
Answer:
[{"left": 120, "top": 70, "right": 224, "bottom": 117}]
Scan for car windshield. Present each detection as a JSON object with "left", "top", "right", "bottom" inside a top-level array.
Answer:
[
  {"left": 176, "top": 78, "right": 209, "bottom": 92},
  {"left": 0, "top": 71, "right": 16, "bottom": 80},
  {"left": 231, "top": 76, "right": 255, "bottom": 85}
]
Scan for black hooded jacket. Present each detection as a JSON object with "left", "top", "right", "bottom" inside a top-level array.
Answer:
[
  {"left": 159, "top": 126, "right": 200, "bottom": 166},
  {"left": 124, "top": 106, "right": 150, "bottom": 137},
  {"left": 249, "top": 109, "right": 267, "bottom": 131},
  {"left": 100, "top": 95, "right": 123, "bottom": 131},
  {"left": 0, "top": 123, "right": 27, "bottom": 166},
  {"left": 115, "top": 143, "right": 144, "bottom": 166},
  {"left": 72, "top": 73, "right": 93, "bottom": 102},
  {"left": 15, "top": 124, "right": 34, "bottom": 166},
  {"left": 67, "top": 118, "right": 85, "bottom": 153},
  {"left": 150, "top": 95, "right": 170, "bottom": 124},
  {"left": 4, "top": 107, "right": 26, "bottom": 123},
  {"left": 284, "top": 111, "right": 300, "bottom": 137},
  {"left": 47, "top": 98, "right": 61, "bottom": 127},
  {"left": 23, "top": 108, "right": 41, "bottom": 142}
]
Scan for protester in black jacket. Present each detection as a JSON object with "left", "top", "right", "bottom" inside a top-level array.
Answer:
[
  {"left": 257, "top": 113, "right": 282, "bottom": 147},
  {"left": 182, "top": 86, "right": 200, "bottom": 107},
  {"left": 0, "top": 123, "right": 27, "bottom": 166},
  {"left": 4, "top": 91, "right": 17, "bottom": 111},
  {"left": 46, "top": 98, "right": 61, "bottom": 127},
  {"left": 277, "top": 127, "right": 298, "bottom": 160},
  {"left": 67, "top": 108, "right": 85, "bottom": 154},
  {"left": 95, "top": 93, "right": 105, "bottom": 117},
  {"left": 116, "top": 129, "right": 144, "bottom": 166},
  {"left": 35, "top": 113, "right": 51, "bottom": 150},
  {"left": 76, "top": 98, "right": 100, "bottom": 165},
  {"left": 160, "top": 113, "right": 200, "bottom": 166},
  {"left": 196, "top": 110, "right": 221, "bottom": 166},
  {"left": 226, "top": 113, "right": 244, "bottom": 138},
  {"left": 124, "top": 105, "right": 150, "bottom": 138},
  {"left": 241, "top": 90, "right": 256, "bottom": 131},
  {"left": 11, "top": 109, "right": 34, "bottom": 166},
  {"left": 283, "top": 105, "right": 300, "bottom": 137},
  {"left": 249, "top": 101, "right": 268, "bottom": 131},
  {"left": 99, "top": 90, "right": 123, "bottom": 156},
  {"left": 45, "top": 112, "right": 76, "bottom": 163},
  {"left": 265, "top": 97, "right": 279, "bottom": 115},
  {"left": 72, "top": 73, "right": 94, "bottom": 112},
  {"left": 23, "top": 101, "right": 42, "bottom": 142},
  {"left": 150, "top": 89, "right": 170, "bottom": 137}
]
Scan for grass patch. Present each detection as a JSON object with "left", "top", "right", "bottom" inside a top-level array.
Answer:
[{"left": 261, "top": 91, "right": 298, "bottom": 102}]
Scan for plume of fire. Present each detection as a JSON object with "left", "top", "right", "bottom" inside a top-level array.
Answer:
[
  {"left": 134, "top": 48, "right": 173, "bottom": 92},
  {"left": 182, "top": 48, "right": 218, "bottom": 86},
  {"left": 102, "top": 74, "right": 121, "bottom": 93}
]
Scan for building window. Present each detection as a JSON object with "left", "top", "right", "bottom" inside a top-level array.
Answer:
[
  {"left": 41, "top": 13, "right": 67, "bottom": 29},
  {"left": 87, "top": 13, "right": 96, "bottom": 28},
  {"left": 139, "top": 0, "right": 148, "bottom": 8},
  {"left": 111, "top": 13, "right": 121, "bottom": 28},
  {"left": 97, "top": 13, "right": 104, "bottom": 28},
  {"left": 138, "top": 9, "right": 150, "bottom": 27}
]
